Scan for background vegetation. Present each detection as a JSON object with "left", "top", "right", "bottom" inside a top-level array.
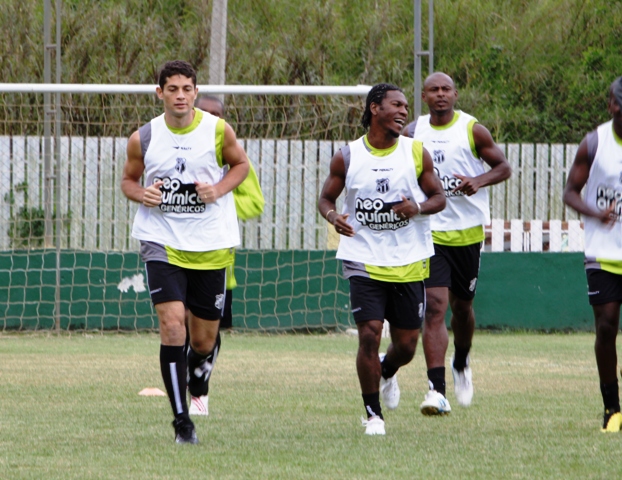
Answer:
[{"left": 1, "top": 0, "right": 621, "bottom": 141}]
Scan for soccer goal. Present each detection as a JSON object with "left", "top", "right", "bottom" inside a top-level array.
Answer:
[
  {"left": 0, "top": 83, "right": 371, "bottom": 332},
  {"left": 0, "top": 83, "right": 585, "bottom": 332}
]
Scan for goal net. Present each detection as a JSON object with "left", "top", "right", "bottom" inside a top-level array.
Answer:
[
  {"left": 0, "top": 85, "right": 367, "bottom": 332},
  {"left": 0, "top": 85, "right": 583, "bottom": 332}
]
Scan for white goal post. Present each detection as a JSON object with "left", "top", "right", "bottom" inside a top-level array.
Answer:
[
  {"left": 0, "top": 83, "right": 373, "bottom": 95},
  {"left": 0, "top": 83, "right": 371, "bottom": 332},
  {"left": 0, "top": 83, "right": 583, "bottom": 332}
]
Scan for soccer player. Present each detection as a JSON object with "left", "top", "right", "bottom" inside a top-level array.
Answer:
[
  {"left": 195, "top": 95, "right": 264, "bottom": 332},
  {"left": 186, "top": 95, "right": 264, "bottom": 416},
  {"left": 404, "top": 72, "right": 511, "bottom": 414},
  {"left": 121, "top": 60, "right": 249, "bottom": 444},
  {"left": 195, "top": 97, "right": 235, "bottom": 334},
  {"left": 318, "top": 83, "right": 445, "bottom": 435},
  {"left": 563, "top": 76, "right": 622, "bottom": 432}
]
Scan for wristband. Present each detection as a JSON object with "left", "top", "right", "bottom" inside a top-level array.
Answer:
[
  {"left": 414, "top": 201, "right": 422, "bottom": 214},
  {"left": 326, "top": 209, "right": 336, "bottom": 223}
]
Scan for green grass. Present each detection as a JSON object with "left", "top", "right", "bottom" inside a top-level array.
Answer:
[{"left": 1, "top": 331, "right": 620, "bottom": 479}]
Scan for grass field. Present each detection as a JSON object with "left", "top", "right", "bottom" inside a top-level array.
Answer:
[{"left": 1, "top": 331, "right": 621, "bottom": 479}]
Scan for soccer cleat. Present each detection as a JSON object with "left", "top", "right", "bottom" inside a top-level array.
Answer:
[
  {"left": 419, "top": 390, "right": 452, "bottom": 416},
  {"left": 601, "top": 410, "right": 622, "bottom": 433},
  {"left": 173, "top": 417, "right": 199, "bottom": 444},
  {"left": 189, "top": 395, "right": 209, "bottom": 416},
  {"left": 452, "top": 354, "right": 474, "bottom": 407},
  {"left": 379, "top": 353, "right": 400, "bottom": 410},
  {"left": 361, "top": 416, "right": 386, "bottom": 435}
]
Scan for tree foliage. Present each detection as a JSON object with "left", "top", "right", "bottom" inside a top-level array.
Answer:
[{"left": 1, "top": 0, "right": 621, "bottom": 142}]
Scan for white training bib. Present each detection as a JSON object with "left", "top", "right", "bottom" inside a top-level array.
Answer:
[
  {"left": 336, "top": 136, "right": 434, "bottom": 267},
  {"left": 131, "top": 112, "right": 240, "bottom": 251},
  {"left": 583, "top": 120, "right": 622, "bottom": 261},
  {"left": 413, "top": 111, "right": 490, "bottom": 231}
]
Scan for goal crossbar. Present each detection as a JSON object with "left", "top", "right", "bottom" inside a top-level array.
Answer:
[{"left": 0, "top": 83, "right": 372, "bottom": 96}]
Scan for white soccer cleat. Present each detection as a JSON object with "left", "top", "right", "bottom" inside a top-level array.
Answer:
[
  {"left": 419, "top": 390, "right": 452, "bottom": 416},
  {"left": 452, "top": 354, "right": 474, "bottom": 407},
  {"left": 189, "top": 395, "right": 209, "bottom": 416},
  {"left": 380, "top": 373, "right": 400, "bottom": 410},
  {"left": 361, "top": 416, "right": 386, "bottom": 435},
  {"left": 379, "top": 353, "right": 400, "bottom": 410}
]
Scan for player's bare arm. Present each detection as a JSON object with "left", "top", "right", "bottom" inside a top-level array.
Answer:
[
  {"left": 453, "top": 123, "right": 511, "bottom": 196},
  {"left": 195, "top": 122, "right": 249, "bottom": 204},
  {"left": 564, "top": 137, "right": 616, "bottom": 226},
  {"left": 121, "top": 130, "right": 163, "bottom": 207},
  {"left": 318, "top": 150, "right": 355, "bottom": 237}
]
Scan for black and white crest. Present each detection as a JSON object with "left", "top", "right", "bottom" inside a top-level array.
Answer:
[
  {"left": 433, "top": 149, "right": 445, "bottom": 164},
  {"left": 175, "top": 157, "right": 186, "bottom": 174},
  {"left": 376, "top": 178, "right": 390, "bottom": 194}
]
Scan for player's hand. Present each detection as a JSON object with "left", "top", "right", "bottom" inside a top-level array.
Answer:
[
  {"left": 453, "top": 174, "right": 482, "bottom": 196},
  {"left": 597, "top": 202, "right": 618, "bottom": 227},
  {"left": 392, "top": 195, "right": 419, "bottom": 219},
  {"left": 330, "top": 213, "right": 355, "bottom": 237},
  {"left": 142, "top": 181, "right": 163, "bottom": 207},
  {"left": 195, "top": 181, "right": 221, "bottom": 204}
]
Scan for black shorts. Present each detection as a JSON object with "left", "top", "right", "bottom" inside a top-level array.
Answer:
[
  {"left": 425, "top": 242, "right": 482, "bottom": 300},
  {"left": 349, "top": 275, "right": 425, "bottom": 330},
  {"left": 145, "top": 261, "right": 226, "bottom": 320},
  {"left": 586, "top": 269, "right": 622, "bottom": 306}
]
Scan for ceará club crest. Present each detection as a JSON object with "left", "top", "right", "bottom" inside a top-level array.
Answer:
[{"left": 376, "top": 178, "right": 389, "bottom": 194}]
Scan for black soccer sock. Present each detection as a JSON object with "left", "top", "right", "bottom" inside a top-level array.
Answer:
[
  {"left": 362, "top": 392, "right": 383, "bottom": 420},
  {"left": 427, "top": 367, "right": 446, "bottom": 396},
  {"left": 183, "top": 323, "right": 190, "bottom": 357},
  {"left": 453, "top": 344, "right": 471, "bottom": 371},
  {"left": 600, "top": 381, "right": 620, "bottom": 412},
  {"left": 159, "top": 345, "right": 189, "bottom": 419},
  {"left": 187, "top": 333, "right": 221, "bottom": 397},
  {"left": 381, "top": 355, "right": 399, "bottom": 380}
]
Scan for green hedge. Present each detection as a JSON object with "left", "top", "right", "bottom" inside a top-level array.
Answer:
[{"left": 2, "top": 0, "right": 622, "bottom": 142}]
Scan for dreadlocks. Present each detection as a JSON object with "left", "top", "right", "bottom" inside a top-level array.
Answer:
[{"left": 361, "top": 83, "right": 403, "bottom": 130}]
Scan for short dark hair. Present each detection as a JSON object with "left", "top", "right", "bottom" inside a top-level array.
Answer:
[
  {"left": 361, "top": 83, "right": 403, "bottom": 129},
  {"left": 158, "top": 60, "right": 197, "bottom": 89},
  {"left": 612, "top": 76, "right": 622, "bottom": 109},
  {"left": 196, "top": 95, "right": 224, "bottom": 111}
]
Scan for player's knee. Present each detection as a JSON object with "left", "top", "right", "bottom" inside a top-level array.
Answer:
[
  {"left": 424, "top": 301, "right": 446, "bottom": 324},
  {"left": 394, "top": 342, "right": 417, "bottom": 362},
  {"left": 450, "top": 298, "right": 473, "bottom": 320},
  {"left": 190, "top": 337, "right": 216, "bottom": 355},
  {"left": 158, "top": 315, "right": 185, "bottom": 335},
  {"left": 595, "top": 320, "right": 618, "bottom": 341},
  {"left": 392, "top": 330, "right": 418, "bottom": 358},
  {"left": 358, "top": 328, "right": 381, "bottom": 355}
]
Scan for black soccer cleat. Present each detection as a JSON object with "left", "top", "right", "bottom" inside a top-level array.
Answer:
[{"left": 173, "top": 417, "right": 199, "bottom": 444}]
